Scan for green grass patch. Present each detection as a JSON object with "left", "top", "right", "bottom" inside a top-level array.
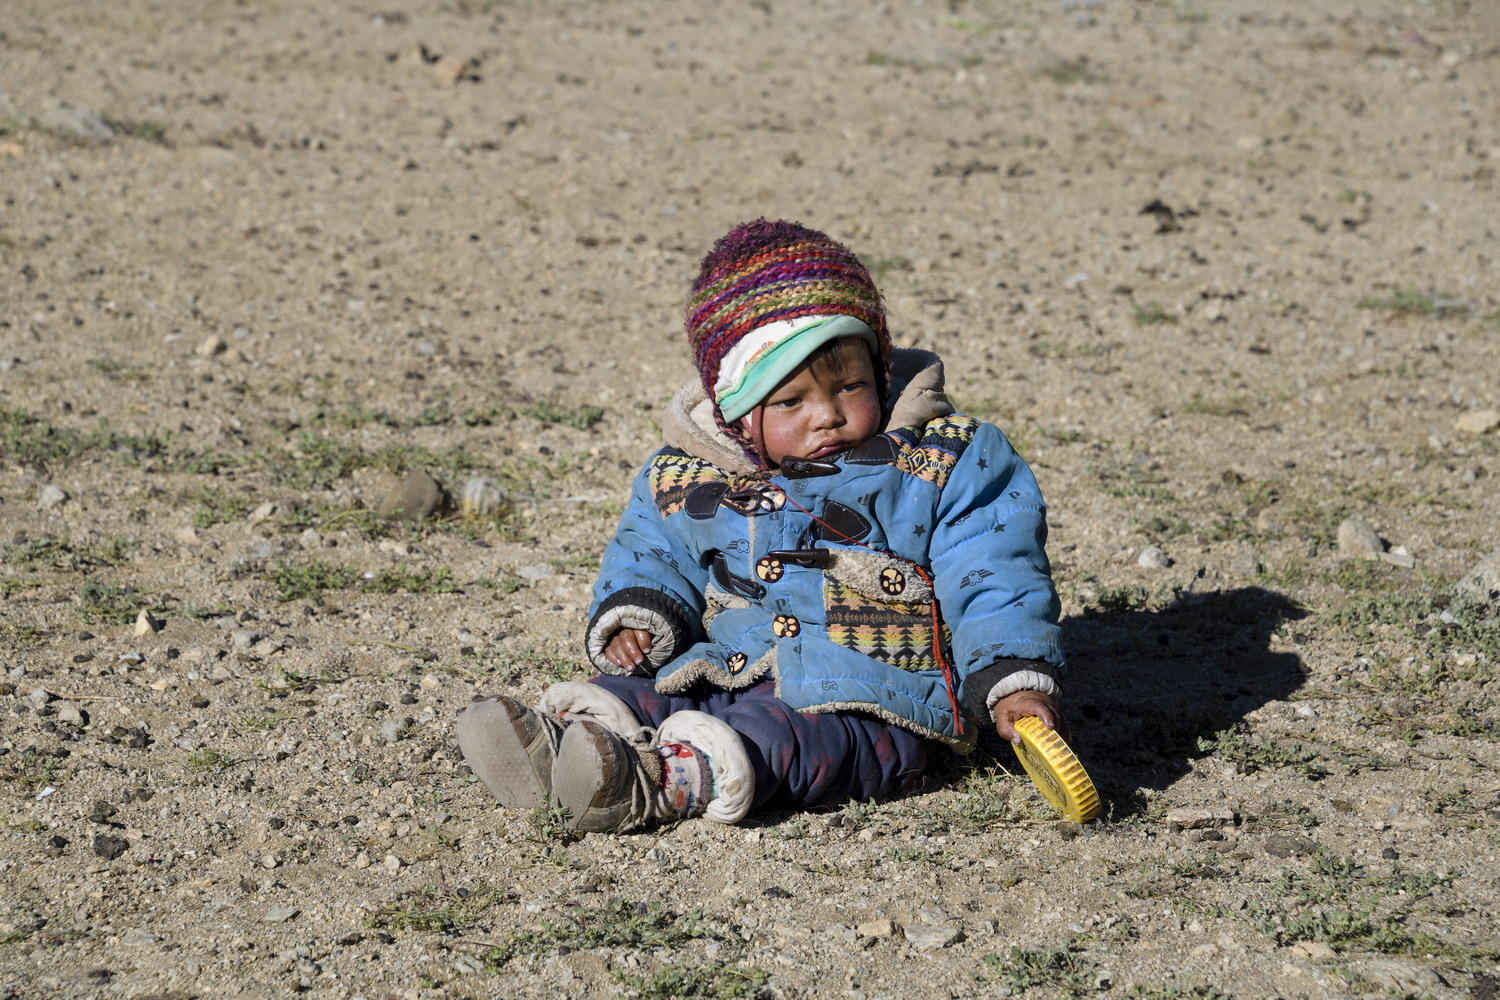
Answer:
[
  {"left": 979, "top": 944, "right": 1097, "bottom": 995},
  {"left": 516, "top": 402, "right": 604, "bottom": 431},
  {"left": 365, "top": 883, "right": 509, "bottom": 934},
  {"left": 478, "top": 898, "right": 719, "bottom": 968},
  {"left": 363, "top": 567, "right": 461, "bottom": 595},
  {"left": 1196, "top": 725, "right": 1329, "bottom": 779},
  {"left": 615, "top": 962, "right": 770, "bottom": 1000},
  {"left": 1356, "top": 289, "right": 1469, "bottom": 319},
  {"left": 78, "top": 582, "right": 156, "bottom": 624},
  {"left": 1131, "top": 300, "right": 1176, "bottom": 325},
  {"left": 271, "top": 561, "right": 360, "bottom": 602}
]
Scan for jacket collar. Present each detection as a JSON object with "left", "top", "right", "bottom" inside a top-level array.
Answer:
[{"left": 662, "top": 348, "right": 954, "bottom": 475}]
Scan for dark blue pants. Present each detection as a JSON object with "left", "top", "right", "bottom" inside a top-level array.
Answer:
[{"left": 590, "top": 676, "right": 937, "bottom": 811}]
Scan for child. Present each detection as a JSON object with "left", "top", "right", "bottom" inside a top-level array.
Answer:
[{"left": 457, "top": 219, "right": 1066, "bottom": 833}]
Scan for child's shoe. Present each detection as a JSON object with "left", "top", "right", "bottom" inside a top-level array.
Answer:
[
  {"left": 455, "top": 696, "right": 565, "bottom": 810},
  {"left": 552, "top": 710, "right": 755, "bottom": 833}
]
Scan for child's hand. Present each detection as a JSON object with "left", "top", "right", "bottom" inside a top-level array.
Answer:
[
  {"left": 991, "top": 690, "right": 1069, "bottom": 745},
  {"left": 604, "top": 628, "right": 654, "bottom": 672}
]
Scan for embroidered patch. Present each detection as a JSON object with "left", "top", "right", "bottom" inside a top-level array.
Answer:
[
  {"left": 890, "top": 415, "right": 979, "bottom": 488},
  {"left": 648, "top": 452, "right": 729, "bottom": 516},
  {"left": 824, "top": 577, "right": 950, "bottom": 671}
]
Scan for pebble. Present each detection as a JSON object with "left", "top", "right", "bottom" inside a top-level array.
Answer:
[
  {"left": 1455, "top": 550, "right": 1500, "bottom": 605},
  {"left": 120, "top": 928, "right": 162, "bottom": 946},
  {"left": 1294, "top": 704, "right": 1319, "bottom": 720},
  {"left": 856, "top": 919, "right": 898, "bottom": 938},
  {"left": 38, "top": 103, "right": 114, "bottom": 140},
  {"left": 459, "top": 477, "right": 508, "bottom": 517},
  {"left": 92, "top": 834, "right": 129, "bottom": 860},
  {"left": 379, "top": 718, "right": 411, "bottom": 743},
  {"left": 904, "top": 924, "right": 965, "bottom": 950},
  {"left": 1453, "top": 408, "right": 1499, "bottom": 435},
  {"left": 134, "top": 609, "right": 164, "bottom": 637},
  {"left": 1289, "top": 940, "right": 1336, "bottom": 959},
  {"left": 1378, "top": 544, "right": 1415, "bottom": 569},
  {"left": 1165, "top": 806, "right": 1236, "bottom": 829},
  {"left": 56, "top": 703, "right": 86, "bottom": 727},
  {"left": 26, "top": 687, "right": 55, "bottom": 709},
  {"left": 1137, "top": 545, "right": 1172, "bottom": 569},
  {"left": 518, "top": 564, "right": 556, "bottom": 581},
  {"left": 377, "top": 469, "right": 448, "bottom": 520},
  {"left": 1336, "top": 517, "right": 1384, "bottom": 560},
  {"left": 262, "top": 907, "right": 300, "bottom": 924},
  {"left": 37, "top": 484, "right": 69, "bottom": 510},
  {"left": 1263, "top": 834, "right": 1316, "bottom": 858},
  {"left": 383, "top": 853, "right": 406, "bottom": 872},
  {"left": 174, "top": 526, "right": 201, "bottom": 545},
  {"left": 1351, "top": 958, "right": 1452, "bottom": 996},
  {"left": 247, "top": 501, "right": 279, "bottom": 524},
  {"left": 230, "top": 629, "right": 265, "bottom": 651},
  {"left": 1228, "top": 551, "right": 1262, "bottom": 577},
  {"left": 196, "top": 335, "right": 227, "bottom": 358}
]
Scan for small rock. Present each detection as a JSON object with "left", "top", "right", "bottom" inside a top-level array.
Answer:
[
  {"left": 377, "top": 469, "right": 448, "bottom": 520},
  {"left": 1455, "top": 550, "right": 1500, "bottom": 605},
  {"left": 1294, "top": 704, "right": 1319, "bottom": 720},
  {"left": 1378, "top": 545, "right": 1415, "bottom": 569},
  {"left": 459, "top": 476, "right": 508, "bottom": 517},
  {"left": 1290, "top": 940, "right": 1336, "bottom": 959},
  {"left": 1165, "top": 806, "right": 1236, "bottom": 829},
  {"left": 260, "top": 854, "right": 280, "bottom": 869},
  {"left": 26, "top": 687, "right": 55, "bottom": 709},
  {"left": 1336, "top": 517, "right": 1384, "bottom": 561},
  {"left": 379, "top": 718, "right": 411, "bottom": 743},
  {"left": 1263, "top": 834, "right": 1316, "bottom": 858},
  {"left": 1137, "top": 545, "right": 1172, "bottom": 569},
  {"left": 38, "top": 484, "right": 68, "bottom": 509},
  {"left": 262, "top": 907, "right": 300, "bottom": 924},
  {"left": 904, "top": 924, "right": 965, "bottom": 950},
  {"left": 518, "top": 564, "right": 555, "bottom": 581},
  {"left": 1228, "top": 551, "right": 1263, "bottom": 577},
  {"left": 174, "top": 526, "right": 201, "bottom": 545},
  {"left": 229, "top": 629, "right": 264, "bottom": 651},
  {"left": 247, "top": 501, "right": 279, "bottom": 524},
  {"left": 383, "top": 853, "right": 405, "bottom": 872},
  {"left": 419, "top": 673, "right": 441, "bottom": 689},
  {"left": 56, "top": 703, "right": 86, "bottom": 727},
  {"left": 134, "top": 609, "right": 164, "bottom": 637},
  {"left": 431, "top": 54, "right": 475, "bottom": 85},
  {"left": 120, "top": 928, "right": 162, "bottom": 946},
  {"left": 196, "top": 334, "right": 227, "bottom": 358},
  {"left": 38, "top": 103, "right": 114, "bottom": 141},
  {"left": 1351, "top": 958, "right": 1450, "bottom": 996},
  {"left": 92, "top": 834, "right": 129, "bottom": 860},
  {"left": 1453, "top": 409, "right": 1499, "bottom": 435},
  {"left": 857, "top": 919, "right": 899, "bottom": 938}
]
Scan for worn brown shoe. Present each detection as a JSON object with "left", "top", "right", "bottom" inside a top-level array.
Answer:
[
  {"left": 456, "top": 695, "right": 566, "bottom": 810},
  {"left": 551, "top": 720, "right": 673, "bottom": 833}
]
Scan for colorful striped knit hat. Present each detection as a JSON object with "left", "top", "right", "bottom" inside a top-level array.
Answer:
[{"left": 686, "top": 220, "right": 891, "bottom": 434}]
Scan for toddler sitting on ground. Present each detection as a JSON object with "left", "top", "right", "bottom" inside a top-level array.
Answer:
[{"left": 458, "top": 219, "right": 1066, "bottom": 832}]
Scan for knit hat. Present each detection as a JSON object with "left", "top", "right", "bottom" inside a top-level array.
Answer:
[{"left": 686, "top": 220, "right": 891, "bottom": 427}]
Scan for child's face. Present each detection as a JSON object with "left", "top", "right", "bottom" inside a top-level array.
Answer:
[{"left": 744, "top": 340, "right": 881, "bottom": 467}]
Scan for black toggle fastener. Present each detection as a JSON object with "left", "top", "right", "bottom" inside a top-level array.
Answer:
[
  {"left": 766, "top": 548, "right": 832, "bottom": 569},
  {"left": 779, "top": 457, "right": 841, "bottom": 478}
]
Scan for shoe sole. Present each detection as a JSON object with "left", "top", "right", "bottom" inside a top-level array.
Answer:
[
  {"left": 455, "top": 698, "right": 552, "bottom": 810},
  {"left": 552, "top": 721, "right": 626, "bottom": 833}
]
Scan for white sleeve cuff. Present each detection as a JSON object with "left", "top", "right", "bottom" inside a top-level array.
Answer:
[
  {"left": 585, "top": 604, "right": 678, "bottom": 674},
  {"left": 984, "top": 669, "right": 1060, "bottom": 710}
]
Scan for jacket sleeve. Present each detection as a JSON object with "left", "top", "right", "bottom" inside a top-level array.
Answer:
[
  {"left": 928, "top": 421, "right": 1064, "bottom": 714},
  {"left": 583, "top": 456, "right": 708, "bottom": 676}
]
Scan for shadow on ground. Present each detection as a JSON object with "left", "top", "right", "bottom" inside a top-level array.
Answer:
[{"left": 1058, "top": 586, "right": 1310, "bottom": 817}]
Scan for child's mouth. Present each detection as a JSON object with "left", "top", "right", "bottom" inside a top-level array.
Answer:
[{"left": 808, "top": 440, "right": 850, "bottom": 458}]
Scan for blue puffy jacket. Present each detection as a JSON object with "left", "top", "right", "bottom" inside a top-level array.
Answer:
[{"left": 584, "top": 352, "right": 1063, "bottom": 748}]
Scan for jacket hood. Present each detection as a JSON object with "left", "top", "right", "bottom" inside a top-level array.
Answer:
[{"left": 663, "top": 347, "right": 954, "bottom": 474}]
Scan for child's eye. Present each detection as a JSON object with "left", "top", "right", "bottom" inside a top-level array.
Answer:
[
  {"left": 769, "top": 397, "right": 799, "bottom": 409},
  {"left": 840, "top": 381, "right": 870, "bottom": 394}
]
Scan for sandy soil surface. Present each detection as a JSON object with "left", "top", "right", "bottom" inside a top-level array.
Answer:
[{"left": 2, "top": 0, "right": 1498, "bottom": 997}]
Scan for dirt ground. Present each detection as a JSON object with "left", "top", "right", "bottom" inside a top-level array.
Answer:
[{"left": 2, "top": 0, "right": 1498, "bottom": 997}]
